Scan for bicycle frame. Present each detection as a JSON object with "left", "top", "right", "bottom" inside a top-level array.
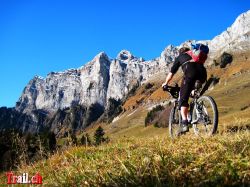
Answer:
[
  {"left": 170, "top": 88, "right": 200, "bottom": 125},
  {"left": 164, "top": 84, "right": 218, "bottom": 137},
  {"left": 165, "top": 84, "right": 206, "bottom": 124}
]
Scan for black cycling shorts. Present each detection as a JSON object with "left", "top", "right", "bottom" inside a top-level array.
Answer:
[{"left": 179, "top": 63, "right": 207, "bottom": 108}]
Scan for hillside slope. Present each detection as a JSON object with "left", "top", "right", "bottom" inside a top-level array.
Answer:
[
  {"left": 82, "top": 51, "right": 250, "bottom": 139},
  {"left": 2, "top": 132, "right": 249, "bottom": 186}
]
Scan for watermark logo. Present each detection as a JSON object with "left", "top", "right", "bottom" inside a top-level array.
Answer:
[{"left": 6, "top": 172, "right": 42, "bottom": 184}]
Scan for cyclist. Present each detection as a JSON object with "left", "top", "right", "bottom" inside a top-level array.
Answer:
[{"left": 162, "top": 45, "right": 207, "bottom": 135}]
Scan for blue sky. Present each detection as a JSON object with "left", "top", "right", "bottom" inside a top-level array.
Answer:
[{"left": 0, "top": 0, "right": 249, "bottom": 107}]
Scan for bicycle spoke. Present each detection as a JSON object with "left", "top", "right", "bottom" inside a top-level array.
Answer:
[
  {"left": 169, "top": 106, "right": 181, "bottom": 139},
  {"left": 192, "top": 96, "right": 218, "bottom": 136}
]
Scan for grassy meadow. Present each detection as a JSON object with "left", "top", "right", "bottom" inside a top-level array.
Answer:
[{"left": 0, "top": 132, "right": 249, "bottom": 186}]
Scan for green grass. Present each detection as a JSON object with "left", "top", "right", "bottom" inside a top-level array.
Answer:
[{"left": 1, "top": 132, "right": 249, "bottom": 186}]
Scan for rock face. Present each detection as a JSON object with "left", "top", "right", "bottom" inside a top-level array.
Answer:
[
  {"left": 79, "top": 52, "right": 111, "bottom": 107},
  {"left": 1, "top": 10, "right": 249, "bottom": 135},
  {"left": 159, "top": 45, "right": 179, "bottom": 66},
  {"left": 16, "top": 52, "right": 111, "bottom": 113},
  {"left": 12, "top": 49, "right": 175, "bottom": 134},
  {"left": 16, "top": 49, "right": 175, "bottom": 114},
  {"left": 209, "top": 10, "right": 250, "bottom": 59}
]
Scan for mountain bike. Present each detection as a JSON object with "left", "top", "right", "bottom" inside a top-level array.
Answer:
[{"left": 163, "top": 82, "right": 218, "bottom": 139}]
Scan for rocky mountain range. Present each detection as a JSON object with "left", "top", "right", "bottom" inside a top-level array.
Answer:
[{"left": 1, "top": 10, "right": 250, "bottom": 136}]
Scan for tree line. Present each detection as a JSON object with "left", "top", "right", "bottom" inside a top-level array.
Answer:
[
  {"left": 70, "top": 126, "right": 109, "bottom": 146},
  {"left": 0, "top": 126, "right": 108, "bottom": 172}
]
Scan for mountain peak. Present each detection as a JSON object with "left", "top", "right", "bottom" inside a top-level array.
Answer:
[
  {"left": 95, "top": 52, "right": 109, "bottom": 61},
  {"left": 117, "top": 50, "right": 135, "bottom": 61},
  {"left": 209, "top": 9, "right": 250, "bottom": 59},
  {"left": 231, "top": 9, "right": 250, "bottom": 33},
  {"left": 34, "top": 75, "right": 44, "bottom": 80}
]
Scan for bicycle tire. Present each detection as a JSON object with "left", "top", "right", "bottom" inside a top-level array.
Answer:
[
  {"left": 192, "top": 96, "right": 218, "bottom": 136},
  {"left": 169, "top": 106, "right": 181, "bottom": 139}
]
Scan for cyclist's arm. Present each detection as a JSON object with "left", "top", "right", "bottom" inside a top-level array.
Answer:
[
  {"left": 170, "top": 56, "right": 181, "bottom": 74},
  {"left": 163, "top": 72, "right": 174, "bottom": 85},
  {"left": 162, "top": 57, "right": 180, "bottom": 87}
]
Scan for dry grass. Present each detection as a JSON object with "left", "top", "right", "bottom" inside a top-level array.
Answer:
[{"left": 1, "top": 132, "right": 249, "bottom": 186}]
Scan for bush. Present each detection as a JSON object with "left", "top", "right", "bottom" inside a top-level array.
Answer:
[
  {"left": 220, "top": 52, "right": 233, "bottom": 68},
  {"left": 145, "top": 83, "right": 154, "bottom": 90},
  {"left": 70, "top": 131, "right": 78, "bottom": 146},
  {"left": 94, "top": 126, "right": 109, "bottom": 146},
  {"left": 80, "top": 133, "right": 92, "bottom": 146}
]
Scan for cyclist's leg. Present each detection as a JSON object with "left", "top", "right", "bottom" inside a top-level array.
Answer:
[
  {"left": 181, "top": 107, "right": 188, "bottom": 121},
  {"left": 179, "top": 76, "right": 195, "bottom": 133},
  {"left": 178, "top": 63, "right": 197, "bottom": 134},
  {"left": 179, "top": 77, "right": 195, "bottom": 118},
  {"left": 180, "top": 63, "right": 197, "bottom": 110}
]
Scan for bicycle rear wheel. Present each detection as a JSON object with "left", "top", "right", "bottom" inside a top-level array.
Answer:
[
  {"left": 192, "top": 96, "right": 218, "bottom": 136},
  {"left": 169, "top": 106, "right": 181, "bottom": 139}
]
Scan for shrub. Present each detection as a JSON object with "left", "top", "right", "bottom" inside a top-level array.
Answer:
[
  {"left": 80, "top": 133, "right": 92, "bottom": 146},
  {"left": 153, "top": 122, "right": 160, "bottom": 128},
  {"left": 145, "top": 83, "right": 154, "bottom": 90},
  {"left": 70, "top": 131, "right": 78, "bottom": 146},
  {"left": 220, "top": 52, "right": 233, "bottom": 68},
  {"left": 94, "top": 126, "right": 106, "bottom": 145}
]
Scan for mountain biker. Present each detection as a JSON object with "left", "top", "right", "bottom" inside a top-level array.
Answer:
[{"left": 162, "top": 45, "right": 207, "bottom": 135}]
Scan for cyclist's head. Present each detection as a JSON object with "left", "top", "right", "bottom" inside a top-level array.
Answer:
[{"left": 178, "top": 47, "right": 190, "bottom": 54}]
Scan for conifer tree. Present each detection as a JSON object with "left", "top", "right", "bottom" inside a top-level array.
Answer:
[{"left": 94, "top": 126, "right": 105, "bottom": 145}]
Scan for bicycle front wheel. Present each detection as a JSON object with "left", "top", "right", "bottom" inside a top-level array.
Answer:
[
  {"left": 192, "top": 96, "right": 218, "bottom": 136},
  {"left": 169, "top": 106, "right": 181, "bottom": 139}
]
